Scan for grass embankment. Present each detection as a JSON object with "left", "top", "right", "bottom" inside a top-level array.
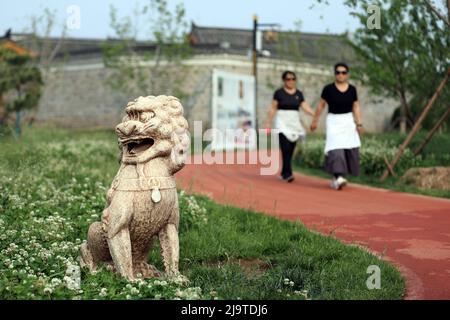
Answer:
[{"left": 0, "top": 127, "right": 404, "bottom": 299}]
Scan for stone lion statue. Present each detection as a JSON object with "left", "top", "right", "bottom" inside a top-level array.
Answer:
[{"left": 80, "top": 95, "right": 190, "bottom": 281}]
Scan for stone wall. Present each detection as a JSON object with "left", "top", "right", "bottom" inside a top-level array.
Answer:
[{"left": 35, "top": 54, "right": 397, "bottom": 133}]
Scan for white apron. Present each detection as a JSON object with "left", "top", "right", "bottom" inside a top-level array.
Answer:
[
  {"left": 275, "top": 110, "right": 306, "bottom": 143},
  {"left": 324, "top": 112, "right": 361, "bottom": 154}
]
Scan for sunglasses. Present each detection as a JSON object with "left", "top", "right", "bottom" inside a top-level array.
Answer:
[
  {"left": 335, "top": 71, "right": 348, "bottom": 75},
  {"left": 284, "top": 77, "right": 296, "bottom": 81}
]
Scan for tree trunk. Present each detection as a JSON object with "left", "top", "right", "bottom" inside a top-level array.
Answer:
[
  {"left": 0, "top": 94, "right": 6, "bottom": 125},
  {"left": 399, "top": 91, "right": 409, "bottom": 134},
  {"left": 448, "top": 0, "right": 450, "bottom": 20},
  {"left": 15, "top": 111, "right": 22, "bottom": 137}
]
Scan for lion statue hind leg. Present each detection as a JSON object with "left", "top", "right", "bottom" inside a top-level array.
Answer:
[{"left": 79, "top": 221, "right": 111, "bottom": 273}]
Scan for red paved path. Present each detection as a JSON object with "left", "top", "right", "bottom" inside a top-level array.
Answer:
[{"left": 176, "top": 152, "right": 450, "bottom": 300}]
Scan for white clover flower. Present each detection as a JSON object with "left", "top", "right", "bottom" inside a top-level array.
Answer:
[
  {"left": 99, "top": 288, "right": 108, "bottom": 297},
  {"left": 51, "top": 278, "right": 62, "bottom": 286},
  {"left": 63, "top": 263, "right": 81, "bottom": 291},
  {"left": 159, "top": 280, "right": 168, "bottom": 286},
  {"left": 130, "top": 287, "right": 140, "bottom": 295},
  {"left": 43, "top": 287, "right": 53, "bottom": 294},
  {"left": 136, "top": 279, "right": 145, "bottom": 287}
]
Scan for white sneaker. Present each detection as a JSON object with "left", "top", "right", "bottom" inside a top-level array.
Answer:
[
  {"left": 337, "top": 176, "right": 347, "bottom": 188},
  {"left": 331, "top": 176, "right": 347, "bottom": 190},
  {"left": 330, "top": 178, "right": 340, "bottom": 190}
]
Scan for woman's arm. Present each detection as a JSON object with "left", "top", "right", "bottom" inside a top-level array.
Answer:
[
  {"left": 300, "top": 101, "right": 315, "bottom": 117},
  {"left": 353, "top": 100, "right": 364, "bottom": 135},
  {"left": 310, "top": 98, "right": 327, "bottom": 131},
  {"left": 264, "top": 100, "right": 278, "bottom": 129}
]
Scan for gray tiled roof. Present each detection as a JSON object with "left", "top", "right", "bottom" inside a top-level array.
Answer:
[
  {"left": 7, "top": 22, "right": 354, "bottom": 64},
  {"left": 11, "top": 34, "right": 157, "bottom": 60},
  {"left": 189, "top": 23, "right": 354, "bottom": 64}
]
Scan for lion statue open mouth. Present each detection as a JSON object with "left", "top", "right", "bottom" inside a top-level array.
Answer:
[{"left": 79, "top": 95, "right": 190, "bottom": 281}]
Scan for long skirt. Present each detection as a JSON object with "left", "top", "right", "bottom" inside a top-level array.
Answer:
[{"left": 324, "top": 148, "right": 360, "bottom": 176}]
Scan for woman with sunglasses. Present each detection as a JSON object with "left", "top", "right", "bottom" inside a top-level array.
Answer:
[
  {"left": 265, "top": 70, "right": 314, "bottom": 183},
  {"left": 310, "top": 62, "right": 364, "bottom": 190}
]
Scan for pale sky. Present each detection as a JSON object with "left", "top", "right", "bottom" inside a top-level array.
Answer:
[{"left": 0, "top": 0, "right": 361, "bottom": 39}]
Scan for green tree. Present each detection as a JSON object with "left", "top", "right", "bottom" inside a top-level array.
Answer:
[
  {"left": 0, "top": 44, "right": 43, "bottom": 136},
  {"left": 102, "top": 0, "right": 192, "bottom": 100},
  {"left": 341, "top": 0, "right": 449, "bottom": 132},
  {"left": 26, "top": 8, "right": 67, "bottom": 68},
  {"left": 22, "top": 8, "right": 67, "bottom": 126}
]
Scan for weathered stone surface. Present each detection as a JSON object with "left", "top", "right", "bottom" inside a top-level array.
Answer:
[{"left": 79, "top": 95, "right": 190, "bottom": 281}]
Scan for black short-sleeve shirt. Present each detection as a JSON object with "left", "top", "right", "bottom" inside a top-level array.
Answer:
[
  {"left": 321, "top": 83, "right": 358, "bottom": 114},
  {"left": 273, "top": 88, "right": 304, "bottom": 110}
]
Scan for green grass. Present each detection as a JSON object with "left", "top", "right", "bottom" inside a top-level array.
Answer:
[
  {"left": 178, "top": 197, "right": 404, "bottom": 299},
  {"left": 0, "top": 127, "right": 405, "bottom": 300}
]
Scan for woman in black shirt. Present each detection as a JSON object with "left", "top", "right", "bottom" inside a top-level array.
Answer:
[
  {"left": 320, "top": 83, "right": 358, "bottom": 114},
  {"left": 265, "top": 71, "right": 314, "bottom": 183},
  {"left": 311, "top": 63, "right": 364, "bottom": 190}
]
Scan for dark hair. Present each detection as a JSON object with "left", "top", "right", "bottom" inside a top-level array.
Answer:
[
  {"left": 334, "top": 62, "right": 349, "bottom": 72},
  {"left": 282, "top": 70, "right": 296, "bottom": 80}
]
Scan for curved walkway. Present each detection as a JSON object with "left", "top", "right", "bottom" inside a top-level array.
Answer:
[{"left": 176, "top": 152, "right": 450, "bottom": 299}]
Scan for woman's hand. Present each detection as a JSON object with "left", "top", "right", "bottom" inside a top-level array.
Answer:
[
  {"left": 300, "top": 101, "right": 315, "bottom": 117},
  {"left": 310, "top": 99, "right": 325, "bottom": 132},
  {"left": 353, "top": 101, "right": 363, "bottom": 137},
  {"left": 265, "top": 100, "right": 278, "bottom": 132},
  {"left": 356, "top": 125, "right": 364, "bottom": 137}
]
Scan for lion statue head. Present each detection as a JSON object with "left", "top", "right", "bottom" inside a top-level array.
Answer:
[{"left": 115, "top": 95, "right": 190, "bottom": 173}]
